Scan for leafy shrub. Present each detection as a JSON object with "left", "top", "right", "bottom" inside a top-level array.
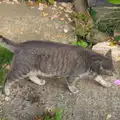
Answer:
[
  {"left": 0, "top": 46, "right": 13, "bottom": 86},
  {"left": 44, "top": 110, "right": 63, "bottom": 120}
]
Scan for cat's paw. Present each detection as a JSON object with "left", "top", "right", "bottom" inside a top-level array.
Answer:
[
  {"left": 103, "top": 82, "right": 111, "bottom": 87},
  {"left": 39, "top": 79, "right": 46, "bottom": 85},
  {"left": 68, "top": 85, "right": 79, "bottom": 94},
  {"left": 3, "top": 86, "right": 10, "bottom": 96}
]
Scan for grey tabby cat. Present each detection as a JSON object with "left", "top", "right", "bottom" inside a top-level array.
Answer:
[{"left": 0, "top": 36, "right": 115, "bottom": 96}]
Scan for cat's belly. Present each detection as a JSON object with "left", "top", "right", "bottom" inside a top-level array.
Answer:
[{"left": 28, "top": 70, "right": 59, "bottom": 77}]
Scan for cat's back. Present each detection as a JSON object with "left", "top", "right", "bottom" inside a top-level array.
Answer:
[
  {"left": 18, "top": 40, "right": 96, "bottom": 58},
  {"left": 19, "top": 40, "right": 76, "bottom": 49}
]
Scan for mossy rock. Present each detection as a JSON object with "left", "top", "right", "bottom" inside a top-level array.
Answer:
[{"left": 94, "top": 6, "right": 120, "bottom": 36}]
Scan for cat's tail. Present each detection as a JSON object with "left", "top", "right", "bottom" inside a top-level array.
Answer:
[{"left": 0, "top": 35, "right": 18, "bottom": 52}]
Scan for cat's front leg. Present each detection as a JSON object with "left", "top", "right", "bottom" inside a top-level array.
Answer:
[
  {"left": 94, "top": 75, "right": 111, "bottom": 87},
  {"left": 29, "top": 75, "right": 46, "bottom": 86}
]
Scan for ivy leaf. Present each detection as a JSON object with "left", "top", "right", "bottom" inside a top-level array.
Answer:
[
  {"left": 108, "top": 0, "right": 120, "bottom": 4},
  {"left": 114, "top": 35, "right": 120, "bottom": 41},
  {"left": 72, "top": 40, "right": 88, "bottom": 48},
  {"left": 77, "top": 40, "right": 88, "bottom": 48},
  {"left": 88, "top": 8, "right": 97, "bottom": 21},
  {"left": 49, "top": 0, "right": 54, "bottom": 4}
]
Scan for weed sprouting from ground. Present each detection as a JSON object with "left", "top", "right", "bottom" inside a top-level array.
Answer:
[
  {"left": 44, "top": 110, "right": 63, "bottom": 120},
  {"left": 0, "top": 46, "right": 13, "bottom": 86},
  {"left": 35, "top": 110, "right": 63, "bottom": 120}
]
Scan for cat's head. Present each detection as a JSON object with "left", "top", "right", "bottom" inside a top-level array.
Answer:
[
  {"left": 92, "top": 49, "right": 116, "bottom": 76},
  {"left": 99, "top": 49, "right": 116, "bottom": 76}
]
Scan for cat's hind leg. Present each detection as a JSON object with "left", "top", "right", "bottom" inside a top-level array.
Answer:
[
  {"left": 2, "top": 69, "right": 27, "bottom": 96},
  {"left": 67, "top": 71, "right": 91, "bottom": 94},
  {"left": 2, "top": 58, "right": 31, "bottom": 96},
  {"left": 29, "top": 75, "right": 46, "bottom": 86},
  {"left": 2, "top": 77, "right": 14, "bottom": 96},
  {"left": 67, "top": 76, "right": 80, "bottom": 94}
]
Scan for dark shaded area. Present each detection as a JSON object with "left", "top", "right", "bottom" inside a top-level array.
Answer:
[
  {"left": 56, "top": 0, "right": 73, "bottom": 2},
  {"left": 57, "top": 0, "right": 120, "bottom": 7}
]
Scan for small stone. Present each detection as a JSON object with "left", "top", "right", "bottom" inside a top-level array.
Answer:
[
  {"left": 63, "top": 28, "right": 68, "bottom": 33},
  {"left": 106, "top": 114, "right": 111, "bottom": 120},
  {"left": 38, "top": 3, "right": 44, "bottom": 11},
  {"left": 60, "top": 2, "right": 72, "bottom": 8},
  {"left": 58, "top": 6, "right": 64, "bottom": 10},
  {"left": 65, "top": 14, "right": 69, "bottom": 18},
  {"left": 6, "top": 65, "right": 10, "bottom": 70},
  {"left": 5, "top": 97, "right": 10, "bottom": 101},
  {"left": 13, "top": 0, "right": 19, "bottom": 4},
  {"left": 67, "top": 17, "right": 72, "bottom": 22},
  {"left": 64, "top": 9, "right": 73, "bottom": 13},
  {"left": 30, "top": 7, "right": 34, "bottom": 9},
  {"left": 52, "top": 7, "right": 56, "bottom": 10}
]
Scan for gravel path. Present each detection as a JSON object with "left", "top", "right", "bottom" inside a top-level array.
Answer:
[{"left": 0, "top": 1, "right": 120, "bottom": 120}]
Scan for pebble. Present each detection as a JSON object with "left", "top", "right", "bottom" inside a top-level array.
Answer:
[
  {"left": 58, "top": 6, "right": 64, "bottom": 10},
  {"left": 5, "top": 97, "right": 10, "bottom": 101},
  {"left": 60, "top": 18, "right": 65, "bottom": 21},
  {"left": 67, "top": 17, "right": 72, "bottom": 22},
  {"left": 63, "top": 28, "right": 68, "bottom": 33},
  {"left": 60, "top": 2, "right": 72, "bottom": 8},
  {"left": 38, "top": 3, "right": 44, "bottom": 11},
  {"left": 53, "top": 1, "right": 57, "bottom": 7},
  {"left": 65, "top": 14, "right": 69, "bottom": 18},
  {"left": 52, "top": 7, "right": 56, "bottom": 10}
]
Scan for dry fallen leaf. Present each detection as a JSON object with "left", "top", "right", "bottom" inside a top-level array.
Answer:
[
  {"left": 2, "top": 64, "right": 10, "bottom": 70},
  {"left": 38, "top": 3, "right": 44, "bottom": 11},
  {"left": 50, "top": 14, "right": 59, "bottom": 20},
  {"left": 38, "top": 3, "right": 48, "bottom": 10},
  {"left": 26, "top": 1, "right": 37, "bottom": 7},
  {"left": 58, "top": 6, "right": 64, "bottom": 10},
  {"left": 35, "top": 116, "right": 43, "bottom": 120},
  {"left": 60, "top": 17, "right": 65, "bottom": 21},
  {"left": 109, "top": 42, "right": 116, "bottom": 46},
  {"left": 106, "top": 114, "right": 111, "bottom": 120},
  {"left": 41, "top": 12, "right": 48, "bottom": 17}
]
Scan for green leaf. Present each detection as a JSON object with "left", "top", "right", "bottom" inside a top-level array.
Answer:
[
  {"left": 0, "top": 69, "right": 6, "bottom": 86},
  {"left": 54, "top": 111, "right": 62, "bottom": 120},
  {"left": 71, "top": 41, "right": 77, "bottom": 45},
  {"left": 72, "top": 40, "right": 88, "bottom": 48},
  {"left": 114, "top": 35, "right": 120, "bottom": 41},
  {"left": 0, "top": 46, "right": 13, "bottom": 86},
  {"left": 77, "top": 40, "right": 88, "bottom": 48},
  {"left": 88, "top": 8, "right": 97, "bottom": 21},
  {"left": 49, "top": 0, "right": 54, "bottom": 4},
  {"left": 108, "top": 0, "right": 120, "bottom": 4},
  {"left": 45, "top": 114, "right": 51, "bottom": 120}
]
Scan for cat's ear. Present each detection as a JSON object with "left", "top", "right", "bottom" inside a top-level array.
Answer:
[{"left": 105, "top": 49, "right": 112, "bottom": 59}]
